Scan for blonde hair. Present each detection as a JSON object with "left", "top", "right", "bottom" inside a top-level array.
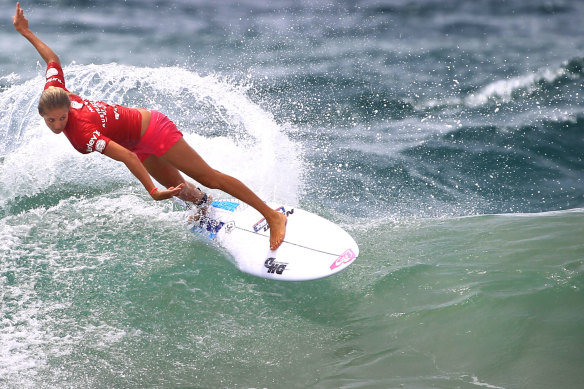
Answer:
[{"left": 38, "top": 87, "right": 70, "bottom": 116}]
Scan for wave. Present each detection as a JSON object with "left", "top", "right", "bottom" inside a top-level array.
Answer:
[
  {"left": 366, "top": 0, "right": 575, "bottom": 18},
  {"left": 414, "top": 57, "right": 584, "bottom": 112},
  {"left": 328, "top": 206, "right": 584, "bottom": 389},
  {"left": 287, "top": 57, "right": 584, "bottom": 144},
  {"left": 463, "top": 57, "right": 583, "bottom": 107},
  {"left": 351, "top": 206, "right": 584, "bottom": 280},
  {"left": 312, "top": 112, "right": 584, "bottom": 219},
  {"left": 401, "top": 114, "right": 584, "bottom": 213},
  {"left": 305, "top": 56, "right": 584, "bottom": 218}
]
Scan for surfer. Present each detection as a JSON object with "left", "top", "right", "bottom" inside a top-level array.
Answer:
[{"left": 12, "top": 2, "right": 286, "bottom": 250}]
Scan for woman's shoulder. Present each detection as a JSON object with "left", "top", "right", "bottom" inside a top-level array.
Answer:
[{"left": 44, "top": 62, "right": 68, "bottom": 92}]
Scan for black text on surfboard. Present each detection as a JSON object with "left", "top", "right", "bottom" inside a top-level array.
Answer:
[
  {"left": 264, "top": 258, "right": 288, "bottom": 275},
  {"left": 253, "top": 206, "right": 294, "bottom": 233}
]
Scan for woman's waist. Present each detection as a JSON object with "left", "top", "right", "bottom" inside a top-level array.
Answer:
[{"left": 137, "top": 108, "right": 151, "bottom": 137}]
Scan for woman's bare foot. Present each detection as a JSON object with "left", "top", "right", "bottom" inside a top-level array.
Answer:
[{"left": 267, "top": 210, "right": 287, "bottom": 250}]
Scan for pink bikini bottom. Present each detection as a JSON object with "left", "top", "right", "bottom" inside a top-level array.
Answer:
[{"left": 131, "top": 110, "right": 183, "bottom": 162}]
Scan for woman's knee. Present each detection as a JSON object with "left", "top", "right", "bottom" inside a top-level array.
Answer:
[{"left": 196, "top": 170, "right": 227, "bottom": 190}]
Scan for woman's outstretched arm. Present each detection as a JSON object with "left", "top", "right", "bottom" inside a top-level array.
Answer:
[
  {"left": 103, "top": 140, "right": 184, "bottom": 201},
  {"left": 13, "top": 2, "right": 60, "bottom": 65}
]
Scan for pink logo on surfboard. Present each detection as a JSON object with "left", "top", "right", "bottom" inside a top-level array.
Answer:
[{"left": 330, "top": 249, "right": 356, "bottom": 270}]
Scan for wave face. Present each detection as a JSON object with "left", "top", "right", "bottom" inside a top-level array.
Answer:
[{"left": 1, "top": 0, "right": 583, "bottom": 388}]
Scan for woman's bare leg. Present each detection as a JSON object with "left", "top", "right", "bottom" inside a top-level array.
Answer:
[
  {"left": 161, "top": 138, "right": 287, "bottom": 250},
  {"left": 142, "top": 154, "right": 206, "bottom": 205}
]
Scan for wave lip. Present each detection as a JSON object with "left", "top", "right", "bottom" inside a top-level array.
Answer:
[
  {"left": 465, "top": 58, "right": 583, "bottom": 107},
  {"left": 412, "top": 57, "right": 583, "bottom": 113}
]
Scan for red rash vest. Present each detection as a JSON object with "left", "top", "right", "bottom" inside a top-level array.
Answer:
[{"left": 44, "top": 62, "right": 142, "bottom": 154}]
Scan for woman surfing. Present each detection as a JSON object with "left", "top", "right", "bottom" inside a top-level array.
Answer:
[{"left": 12, "top": 2, "right": 287, "bottom": 250}]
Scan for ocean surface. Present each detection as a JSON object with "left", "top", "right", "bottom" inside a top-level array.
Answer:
[{"left": 1, "top": 0, "right": 583, "bottom": 388}]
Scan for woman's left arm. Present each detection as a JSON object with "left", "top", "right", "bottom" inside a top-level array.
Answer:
[
  {"left": 103, "top": 141, "right": 183, "bottom": 200},
  {"left": 13, "top": 2, "right": 61, "bottom": 65}
]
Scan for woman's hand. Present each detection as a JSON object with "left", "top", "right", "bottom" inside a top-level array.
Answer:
[
  {"left": 103, "top": 141, "right": 184, "bottom": 202},
  {"left": 150, "top": 184, "right": 185, "bottom": 201},
  {"left": 13, "top": 2, "right": 29, "bottom": 34},
  {"left": 12, "top": 2, "right": 61, "bottom": 65}
]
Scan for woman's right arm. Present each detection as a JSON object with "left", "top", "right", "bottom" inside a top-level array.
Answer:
[
  {"left": 103, "top": 140, "right": 184, "bottom": 201},
  {"left": 13, "top": 2, "right": 60, "bottom": 65}
]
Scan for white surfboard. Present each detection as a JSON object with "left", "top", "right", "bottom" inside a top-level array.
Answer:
[{"left": 185, "top": 200, "right": 359, "bottom": 281}]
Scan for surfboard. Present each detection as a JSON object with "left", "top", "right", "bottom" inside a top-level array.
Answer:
[{"left": 185, "top": 200, "right": 359, "bottom": 281}]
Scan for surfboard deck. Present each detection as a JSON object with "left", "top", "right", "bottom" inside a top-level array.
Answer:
[{"left": 185, "top": 201, "right": 359, "bottom": 281}]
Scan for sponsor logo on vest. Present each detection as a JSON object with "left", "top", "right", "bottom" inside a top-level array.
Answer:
[
  {"left": 46, "top": 67, "right": 58, "bottom": 78},
  {"left": 45, "top": 77, "right": 64, "bottom": 86},
  {"left": 85, "top": 100, "right": 108, "bottom": 128},
  {"left": 86, "top": 130, "right": 101, "bottom": 153},
  {"left": 95, "top": 139, "right": 107, "bottom": 153}
]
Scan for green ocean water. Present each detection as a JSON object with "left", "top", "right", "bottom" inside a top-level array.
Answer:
[
  {"left": 2, "top": 0, "right": 584, "bottom": 388},
  {"left": 2, "top": 194, "right": 583, "bottom": 388}
]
